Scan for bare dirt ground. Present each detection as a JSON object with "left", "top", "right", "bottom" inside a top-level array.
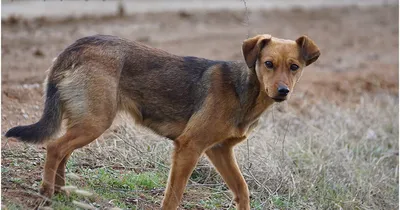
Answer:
[{"left": 1, "top": 3, "right": 398, "bottom": 210}]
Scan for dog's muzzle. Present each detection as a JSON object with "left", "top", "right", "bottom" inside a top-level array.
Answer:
[{"left": 272, "top": 85, "right": 290, "bottom": 102}]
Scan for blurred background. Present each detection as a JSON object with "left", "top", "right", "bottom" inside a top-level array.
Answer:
[
  {"left": 2, "top": 0, "right": 399, "bottom": 209},
  {"left": 2, "top": 0, "right": 396, "bottom": 18}
]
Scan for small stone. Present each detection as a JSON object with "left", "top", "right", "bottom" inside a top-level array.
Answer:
[
  {"left": 33, "top": 48, "right": 44, "bottom": 57},
  {"left": 366, "top": 129, "right": 377, "bottom": 140}
]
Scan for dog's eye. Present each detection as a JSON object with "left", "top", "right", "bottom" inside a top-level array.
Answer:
[
  {"left": 290, "top": 64, "right": 299, "bottom": 71},
  {"left": 265, "top": 61, "right": 274, "bottom": 69}
]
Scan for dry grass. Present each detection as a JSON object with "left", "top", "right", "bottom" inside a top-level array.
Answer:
[
  {"left": 238, "top": 93, "right": 399, "bottom": 209},
  {"left": 64, "top": 93, "right": 398, "bottom": 209}
]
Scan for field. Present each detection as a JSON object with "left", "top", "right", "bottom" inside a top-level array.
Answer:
[{"left": 1, "top": 2, "right": 399, "bottom": 210}]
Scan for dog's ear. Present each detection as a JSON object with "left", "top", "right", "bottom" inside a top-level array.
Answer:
[
  {"left": 296, "top": 35, "right": 320, "bottom": 66},
  {"left": 242, "top": 34, "right": 272, "bottom": 68}
]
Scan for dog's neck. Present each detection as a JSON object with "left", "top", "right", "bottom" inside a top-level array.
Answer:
[{"left": 236, "top": 63, "right": 274, "bottom": 125}]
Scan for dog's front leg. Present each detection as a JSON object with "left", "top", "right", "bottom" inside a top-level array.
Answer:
[
  {"left": 161, "top": 136, "right": 203, "bottom": 209},
  {"left": 206, "top": 138, "right": 250, "bottom": 210}
]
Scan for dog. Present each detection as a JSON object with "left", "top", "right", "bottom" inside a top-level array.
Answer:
[{"left": 5, "top": 34, "right": 320, "bottom": 209}]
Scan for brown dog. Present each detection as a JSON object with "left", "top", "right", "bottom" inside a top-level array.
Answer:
[{"left": 5, "top": 34, "right": 319, "bottom": 209}]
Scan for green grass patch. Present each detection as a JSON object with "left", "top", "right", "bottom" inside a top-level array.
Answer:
[
  {"left": 81, "top": 167, "right": 166, "bottom": 190},
  {"left": 52, "top": 167, "right": 168, "bottom": 209}
]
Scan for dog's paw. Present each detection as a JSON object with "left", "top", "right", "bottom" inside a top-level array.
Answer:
[{"left": 39, "top": 184, "right": 54, "bottom": 199}]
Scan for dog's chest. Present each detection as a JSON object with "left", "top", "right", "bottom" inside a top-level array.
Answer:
[
  {"left": 235, "top": 97, "right": 273, "bottom": 137},
  {"left": 236, "top": 120, "right": 259, "bottom": 137}
]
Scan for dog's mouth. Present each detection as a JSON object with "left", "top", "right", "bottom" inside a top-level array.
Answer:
[
  {"left": 266, "top": 90, "right": 287, "bottom": 102},
  {"left": 271, "top": 97, "right": 286, "bottom": 102}
]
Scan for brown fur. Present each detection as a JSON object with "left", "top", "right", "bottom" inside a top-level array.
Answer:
[{"left": 5, "top": 34, "right": 320, "bottom": 209}]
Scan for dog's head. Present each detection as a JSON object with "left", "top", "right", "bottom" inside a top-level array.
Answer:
[{"left": 242, "top": 34, "right": 320, "bottom": 102}]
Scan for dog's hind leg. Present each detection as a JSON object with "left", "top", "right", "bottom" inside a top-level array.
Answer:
[
  {"left": 40, "top": 68, "right": 119, "bottom": 198},
  {"left": 40, "top": 132, "right": 75, "bottom": 198},
  {"left": 206, "top": 138, "right": 250, "bottom": 210},
  {"left": 54, "top": 151, "right": 72, "bottom": 194},
  {"left": 40, "top": 121, "right": 114, "bottom": 198}
]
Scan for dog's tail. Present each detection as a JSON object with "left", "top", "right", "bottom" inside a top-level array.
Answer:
[{"left": 5, "top": 81, "right": 63, "bottom": 144}]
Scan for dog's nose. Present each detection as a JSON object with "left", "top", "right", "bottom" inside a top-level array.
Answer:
[{"left": 277, "top": 86, "right": 290, "bottom": 96}]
